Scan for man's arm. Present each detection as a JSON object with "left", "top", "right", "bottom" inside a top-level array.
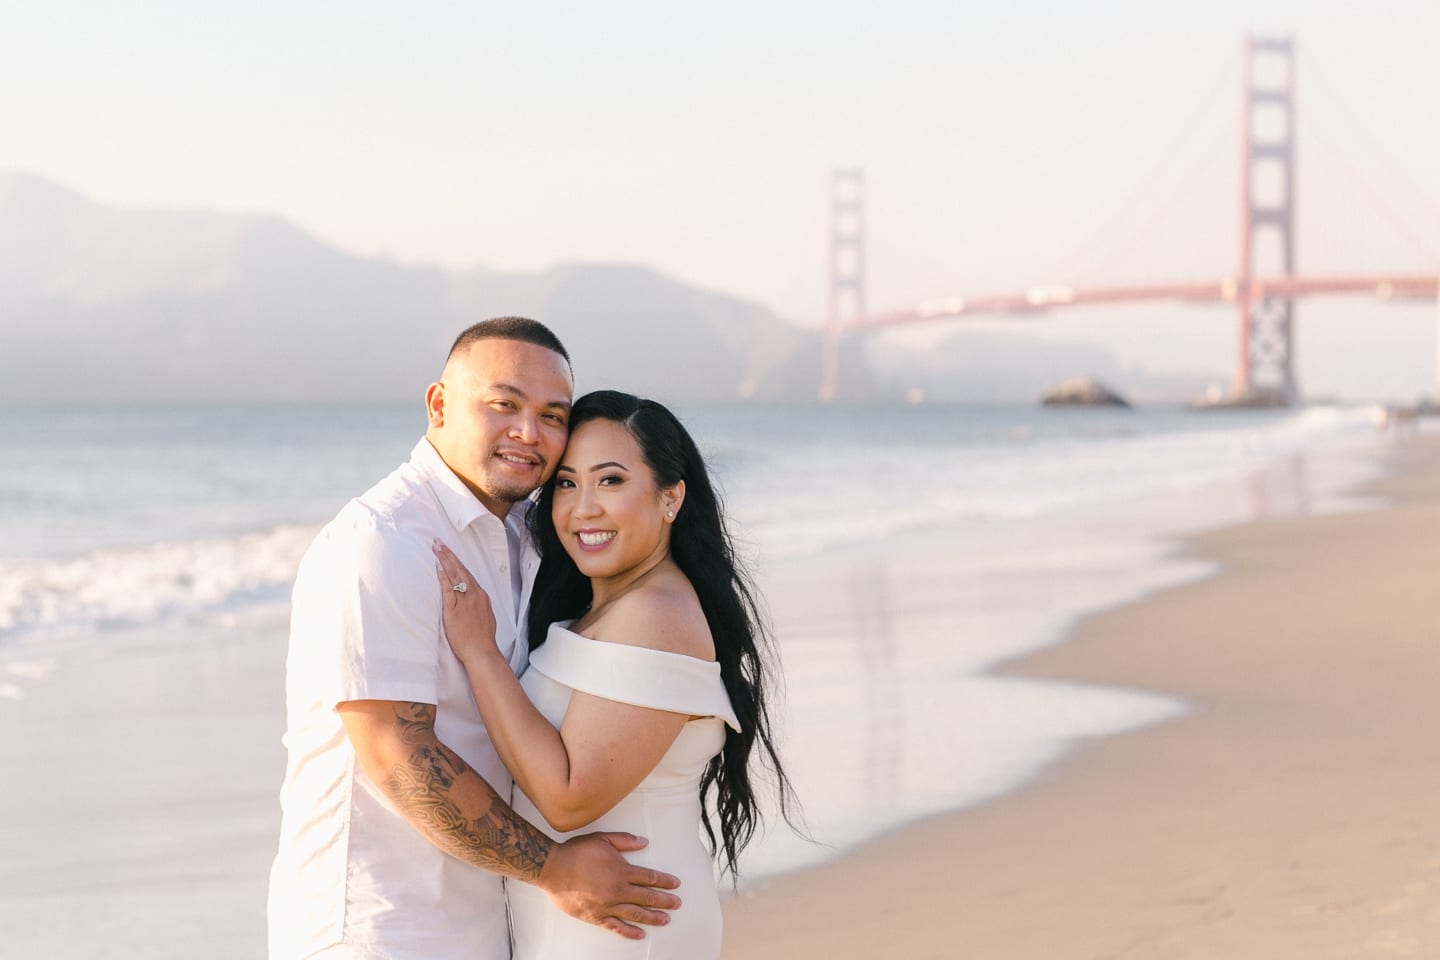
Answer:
[{"left": 337, "top": 699, "right": 681, "bottom": 939}]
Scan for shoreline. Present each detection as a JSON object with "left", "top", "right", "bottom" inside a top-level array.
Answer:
[
  {"left": 721, "top": 434, "right": 1440, "bottom": 957},
  {"left": 0, "top": 423, "right": 1431, "bottom": 957},
  {"left": 730, "top": 427, "right": 1387, "bottom": 884}
]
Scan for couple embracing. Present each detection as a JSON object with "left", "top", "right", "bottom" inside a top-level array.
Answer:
[{"left": 268, "top": 317, "right": 795, "bottom": 959}]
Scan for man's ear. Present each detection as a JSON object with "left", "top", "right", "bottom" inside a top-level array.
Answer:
[{"left": 425, "top": 381, "right": 445, "bottom": 428}]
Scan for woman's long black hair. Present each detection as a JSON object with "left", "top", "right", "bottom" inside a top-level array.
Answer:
[{"left": 527, "top": 390, "right": 798, "bottom": 880}]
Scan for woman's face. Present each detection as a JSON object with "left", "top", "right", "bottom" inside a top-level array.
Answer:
[{"left": 551, "top": 418, "right": 678, "bottom": 581}]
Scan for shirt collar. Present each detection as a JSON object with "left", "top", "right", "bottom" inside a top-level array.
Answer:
[{"left": 410, "top": 438, "right": 532, "bottom": 533}]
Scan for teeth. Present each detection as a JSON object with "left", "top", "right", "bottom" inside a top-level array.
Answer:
[
  {"left": 498, "top": 454, "right": 534, "bottom": 465},
  {"left": 578, "top": 531, "right": 616, "bottom": 546}
]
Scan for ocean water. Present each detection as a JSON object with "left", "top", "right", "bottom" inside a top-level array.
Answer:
[{"left": 0, "top": 400, "right": 1401, "bottom": 879}]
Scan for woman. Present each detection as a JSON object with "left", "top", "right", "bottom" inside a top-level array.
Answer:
[{"left": 433, "top": 390, "right": 794, "bottom": 959}]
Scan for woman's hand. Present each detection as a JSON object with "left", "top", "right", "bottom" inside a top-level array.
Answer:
[{"left": 433, "top": 540, "right": 500, "bottom": 667}]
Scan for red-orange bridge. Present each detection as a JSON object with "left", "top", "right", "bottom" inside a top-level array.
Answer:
[{"left": 819, "top": 37, "right": 1440, "bottom": 405}]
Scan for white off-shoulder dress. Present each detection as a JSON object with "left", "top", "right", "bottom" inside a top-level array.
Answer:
[{"left": 507, "top": 622, "right": 740, "bottom": 960}]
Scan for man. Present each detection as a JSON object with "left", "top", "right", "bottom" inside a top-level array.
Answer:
[{"left": 268, "top": 317, "right": 680, "bottom": 960}]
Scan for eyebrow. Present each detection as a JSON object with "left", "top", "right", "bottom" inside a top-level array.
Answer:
[
  {"left": 490, "top": 382, "right": 571, "bottom": 411},
  {"left": 556, "top": 461, "right": 629, "bottom": 474}
]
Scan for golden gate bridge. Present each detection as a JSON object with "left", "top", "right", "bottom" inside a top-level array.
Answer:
[{"left": 818, "top": 36, "right": 1440, "bottom": 406}]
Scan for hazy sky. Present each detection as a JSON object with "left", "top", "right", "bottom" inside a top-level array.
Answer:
[{"left": 5, "top": 1, "right": 1440, "bottom": 399}]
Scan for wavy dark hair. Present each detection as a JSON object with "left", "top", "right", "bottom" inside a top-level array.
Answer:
[{"left": 527, "top": 390, "right": 797, "bottom": 880}]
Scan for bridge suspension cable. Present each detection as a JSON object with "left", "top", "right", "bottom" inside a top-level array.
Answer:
[
  {"left": 1304, "top": 53, "right": 1440, "bottom": 232},
  {"left": 1300, "top": 53, "right": 1440, "bottom": 265},
  {"left": 1044, "top": 54, "right": 1236, "bottom": 286}
]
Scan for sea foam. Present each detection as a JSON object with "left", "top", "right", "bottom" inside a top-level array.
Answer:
[{"left": 0, "top": 525, "right": 317, "bottom": 641}]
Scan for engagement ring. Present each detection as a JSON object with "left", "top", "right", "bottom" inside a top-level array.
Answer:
[{"left": 451, "top": 582, "right": 468, "bottom": 594}]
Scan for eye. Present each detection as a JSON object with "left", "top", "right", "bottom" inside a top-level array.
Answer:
[
  {"left": 554, "top": 476, "right": 576, "bottom": 489},
  {"left": 542, "top": 412, "right": 567, "bottom": 426},
  {"left": 490, "top": 399, "right": 516, "bottom": 411},
  {"left": 598, "top": 474, "right": 624, "bottom": 486}
]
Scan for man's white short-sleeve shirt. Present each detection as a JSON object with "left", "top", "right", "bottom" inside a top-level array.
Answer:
[{"left": 268, "top": 439, "right": 538, "bottom": 960}]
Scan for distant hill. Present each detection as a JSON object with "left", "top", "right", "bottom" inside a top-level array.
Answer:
[
  {"left": 443, "top": 262, "right": 849, "bottom": 402},
  {"left": 0, "top": 172, "right": 844, "bottom": 404},
  {"left": 1, "top": 172, "right": 1205, "bottom": 405}
]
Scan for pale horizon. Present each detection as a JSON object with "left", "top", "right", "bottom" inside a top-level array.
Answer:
[{"left": 6, "top": 0, "right": 1440, "bottom": 400}]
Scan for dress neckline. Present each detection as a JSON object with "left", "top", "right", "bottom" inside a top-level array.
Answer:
[{"left": 549, "top": 620, "right": 720, "bottom": 667}]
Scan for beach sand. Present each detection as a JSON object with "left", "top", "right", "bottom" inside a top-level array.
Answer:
[
  {"left": 721, "top": 434, "right": 1440, "bottom": 959},
  {"left": 0, "top": 611, "right": 288, "bottom": 957},
  {"left": 2, "top": 435, "right": 1435, "bottom": 958}
]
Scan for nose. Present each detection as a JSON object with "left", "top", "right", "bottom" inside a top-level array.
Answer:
[
  {"left": 573, "top": 483, "right": 602, "bottom": 519},
  {"left": 509, "top": 412, "right": 541, "bottom": 445}
]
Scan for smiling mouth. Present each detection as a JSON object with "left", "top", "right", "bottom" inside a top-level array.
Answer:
[
  {"left": 576, "top": 531, "right": 616, "bottom": 547},
  {"left": 495, "top": 451, "right": 540, "bottom": 469}
]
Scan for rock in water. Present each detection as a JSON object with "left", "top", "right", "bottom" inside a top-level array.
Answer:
[{"left": 1039, "top": 376, "right": 1131, "bottom": 408}]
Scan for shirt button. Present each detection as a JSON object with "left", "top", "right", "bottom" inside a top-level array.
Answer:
[{"left": 499, "top": 564, "right": 508, "bottom": 573}]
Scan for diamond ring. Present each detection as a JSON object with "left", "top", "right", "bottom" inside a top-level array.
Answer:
[{"left": 451, "top": 582, "right": 468, "bottom": 594}]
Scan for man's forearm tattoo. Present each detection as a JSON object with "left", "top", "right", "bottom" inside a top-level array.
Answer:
[{"left": 384, "top": 703, "right": 551, "bottom": 882}]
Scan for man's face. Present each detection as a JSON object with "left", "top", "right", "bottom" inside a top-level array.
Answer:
[{"left": 425, "top": 338, "right": 573, "bottom": 517}]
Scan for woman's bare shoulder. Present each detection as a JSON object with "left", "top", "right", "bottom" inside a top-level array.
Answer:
[{"left": 591, "top": 572, "right": 715, "bottom": 661}]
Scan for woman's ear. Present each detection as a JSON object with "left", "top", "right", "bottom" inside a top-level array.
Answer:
[{"left": 663, "top": 480, "right": 686, "bottom": 521}]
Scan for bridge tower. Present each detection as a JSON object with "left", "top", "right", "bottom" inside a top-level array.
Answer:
[
  {"left": 1235, "top": 35, "right": 1297, "bottom": 403},
  {"left": 820, "top": 168, "right": 866, "bottom": 402}
]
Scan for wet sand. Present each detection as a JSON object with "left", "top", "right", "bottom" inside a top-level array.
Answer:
[
  {"left": 0, "top": 612, "right": 288, "bottom": 957},
  {"left": 722, "top": 435, "right": 1440, "bottom": 959},
  {"left": 3, "top": 436, "right": 1435, "bottom": 958}
]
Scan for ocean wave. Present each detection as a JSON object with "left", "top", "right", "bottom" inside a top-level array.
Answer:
[
  {"left": 0, "top": 525, "right": 318, "bottom": 641},
  {"left": 731, "top": 404, "right": 1380, "bottom": 559},
  {"left": 0, "top": 404, "right": 1383, "bottom": 639}
]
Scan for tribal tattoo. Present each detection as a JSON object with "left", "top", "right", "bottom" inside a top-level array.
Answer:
[{"left": 384, "top": 702, "right": 552, "bottom": 881}]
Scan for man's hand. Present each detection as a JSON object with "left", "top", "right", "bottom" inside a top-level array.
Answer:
[{"left": 537, "top": 831, "right": 682, "bottom": 940}]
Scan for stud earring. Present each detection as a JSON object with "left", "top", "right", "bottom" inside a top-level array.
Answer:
[{"left": 667, "top": 510, "right": 675, "bottom": 519}]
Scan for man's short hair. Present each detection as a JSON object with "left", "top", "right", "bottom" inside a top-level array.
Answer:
[{"left": 447, "top": 317, "right": 571, "bottom": 367}]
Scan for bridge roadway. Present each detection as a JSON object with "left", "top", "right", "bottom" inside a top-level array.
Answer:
[{"left": 843, "top": 274, "right": 1440, "bottom": 332}]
